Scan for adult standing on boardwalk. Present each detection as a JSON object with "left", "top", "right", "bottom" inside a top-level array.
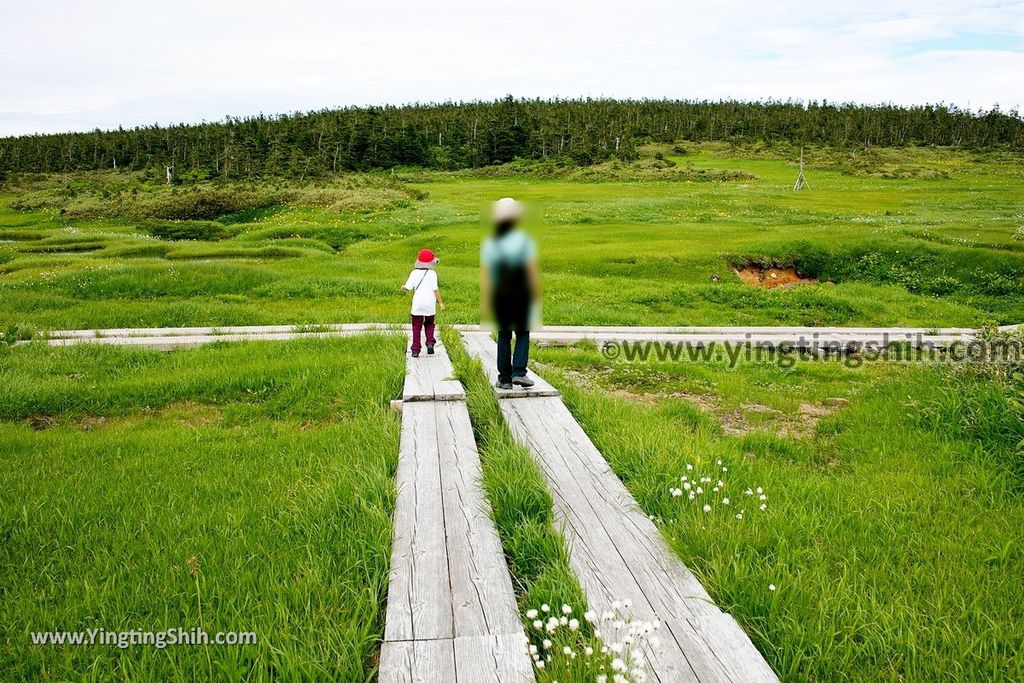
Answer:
[{"left": 481, "top": 198, "right": 539, "bottom": 390}]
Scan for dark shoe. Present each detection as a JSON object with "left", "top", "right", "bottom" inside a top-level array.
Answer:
[
  {"left": 512, "top": 376, "right": 535, "bottom": 388},
  {"left": 427, "top": 345, "right": 435, "bottom": 355},
  {"left": 496, "top": 380, "right": 513, "bottom": 390},
  {"left": 411, "top": 351, "right": 420, "bottom": 358}
]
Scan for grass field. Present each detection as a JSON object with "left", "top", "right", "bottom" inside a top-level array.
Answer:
[
  {"left": 532, "top": 344, "right": 1024, "bottom": 680},
  {"left": 2, "top": 144, "right": 1023, "bottom": 334},
  {"left": 2, "top": 145, "right": 1024, "bottom": 681},
  {"left": 0, "top": 336, "right": 403, "bottom": 680}
]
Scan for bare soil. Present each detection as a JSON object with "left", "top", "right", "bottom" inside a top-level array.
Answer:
[{"left": 734, "top": 265, "right": 816, "bottom": 288}]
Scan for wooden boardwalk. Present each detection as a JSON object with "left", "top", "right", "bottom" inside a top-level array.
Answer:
[
  {"left": 402, "top": 341, "right": 465, "bottom": 402},
  {"left": 460, "top": 333, "right": 560, "bottom": 398},
  {"left": 463, "top": 333, "right": 778, "bottom": 683},
  {"left": 381, "top": 344, "right": 533, "bottom": 682},
  {"left": 35, "top": 323, "right": 979, "bottom": 351}
]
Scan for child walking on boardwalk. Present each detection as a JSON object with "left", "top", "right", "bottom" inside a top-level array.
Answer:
[{"left": 402, "top": 248, "right": 445, "bottom": 357}]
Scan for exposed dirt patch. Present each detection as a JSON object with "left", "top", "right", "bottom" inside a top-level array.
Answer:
[
  {"left": 156, "top": 401, "right": 222, "bottom": 426},
  {"left": 734, "top": 265, "right": 816, "bottom": 289},
  {"left": 25, "top": 402, "right": 223, "bottom": 432},
  {"left": 722, "top": 401, "right": 839, "bottom": 438},
  {"left": 24, "top": 414, "right": 57, "bottom": 431},
  {"left": 554, "top": 362, "right": 847, "bottom": 439}
]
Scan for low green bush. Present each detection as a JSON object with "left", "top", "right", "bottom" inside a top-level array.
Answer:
[{"left": 140, "top": 220, "right": 228, "bottom": 241}]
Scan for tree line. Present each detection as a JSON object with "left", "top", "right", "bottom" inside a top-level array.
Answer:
[{"left": 1, "top": 98, "right": 1021, "bottom": 178}]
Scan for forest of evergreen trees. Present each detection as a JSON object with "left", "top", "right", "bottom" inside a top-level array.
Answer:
[{"left": 1, "top": 98, "right": 1021, "bottom": 178}]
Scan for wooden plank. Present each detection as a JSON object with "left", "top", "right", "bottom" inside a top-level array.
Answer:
[
  {"left": 491, "top": 393, "right": 778, "bottom": 682},
  {"left": 524, "top": 325, "right": 976, "bottom": 336},
  {"left": 435, "top": 401, "right": 522, "bottom": 638},
  {"left": 379, "top": 639, "right": 456, "bottom": 683},
  {"left": 499, "top": 399, "right": 711, "bottom": 682},
  {"left": 385, "top": 402, "right": 453, "bottom": 641},
  {"left": 529, "top": 331, "right": 967, "bottom": 351},
  {"left": 384, "top": 353, "right": 532, "bottom": 681},
  {"left": 403, "top": 342, "right": 465, "bottom": 402},
  {"left": 461, "top": 333, "right": 560, "bottom": 398},
  {"left": 454, "top": 632, "right": 534, "bottom": 683},
  {"left": 42, "top": 330, "right": 374, "bottom": 350},
  {"left": 46, "top": 323, "right": 399, "bottom": 339}
]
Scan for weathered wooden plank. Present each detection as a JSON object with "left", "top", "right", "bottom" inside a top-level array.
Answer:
[
  {"left": 403, "top": 343, "right": 465, "bottom": 402},
  {"left": 529, "top": 331, "right": 967, "bottom": 350},
  {"left": 461, "top": 333, "right": 560, "bottom": 398},
  {"left": 385, "top": 402, "right": 453, "bottom": 641},
  {"left": 500, "top": 399, "right": 713, "bottom": 682},
  {"left": 379, "top": 638, "right": 456, "bottom": 683},
  {"left": 384, "top": 352, "right": 532, "bottom": 681},
  {"left": 435, "top": 401, "right": 523, "bottom": 638},
  {"left": 46, "top": 323, "right": 400, "bottom": 339},
  {"left": 42, "top": 330, "right": 373, "bottom": 350},
  {"left": 454, "top": 632, "right": 535, "bottom": 683},
  {"left": 471, "top": 363, "right": 778, "bottom": 683}
]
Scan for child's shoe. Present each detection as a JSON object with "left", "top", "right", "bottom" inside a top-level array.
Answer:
[
  {"left": 411, "top": 351, "right": 420, "bottom": 358},
  {"left": 427, "top": 345, "right": 435, "bottom": 355}
]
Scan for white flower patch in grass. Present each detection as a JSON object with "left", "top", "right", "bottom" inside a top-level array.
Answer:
[
  {"left": 669, "top": 460, "right": 770, "bottom": 518},
  {"left": 522, "top": 600, "right": 657, "bottom": 683}
]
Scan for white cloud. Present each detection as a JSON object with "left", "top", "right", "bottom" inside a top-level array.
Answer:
[{"left": 1, "top": 0, "right": 1022, "bottom": 135}]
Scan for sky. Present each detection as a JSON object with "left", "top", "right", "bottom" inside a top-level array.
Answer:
[{"left": 1, "top": 0, "right": 1023, "bottom": 136}]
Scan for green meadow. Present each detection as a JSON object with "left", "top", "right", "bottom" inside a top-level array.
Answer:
[
  {"left": 2, "top": 145, "right": 1023, "bottom": 680},
  {"left": 2, "top": 143, "right": 1023, "bottom": 334}
]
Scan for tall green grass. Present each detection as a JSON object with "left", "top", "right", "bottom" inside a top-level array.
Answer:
[
  {"left": 534, "top": 346, "right": 1024, "bottom": 681},
  {"left": 0, "top": 336, "right": 404, "bottom": 680},
  {"left": 2, "top": 144, "right": 1023, "bottom": 330}
]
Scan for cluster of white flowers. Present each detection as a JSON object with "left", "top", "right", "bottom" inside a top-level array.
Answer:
[
  {"left": 669, "top": 460, "right": 769, "bottom": 518},
  {"left": 526, "top": 602, "right": 582, "bottom": 637},
  {"left": 522, "top": 600, "right": 657, "bottom": 682}
]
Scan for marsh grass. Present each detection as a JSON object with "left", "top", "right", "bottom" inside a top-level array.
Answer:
[
  {"left": 0, "top": 335, "right": 405, "bottom": 680},
  {"left": 1, "top": 144, "right": 1023, "bottom": 330}
]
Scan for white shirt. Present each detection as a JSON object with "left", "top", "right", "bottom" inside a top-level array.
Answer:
[{"left": 404, "top": 269, "right": 438, "bottom": 316}]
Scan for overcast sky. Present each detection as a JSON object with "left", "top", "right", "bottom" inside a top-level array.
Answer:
[{"left": 2, "top": 0, "right": 1022, "bottom": 136}]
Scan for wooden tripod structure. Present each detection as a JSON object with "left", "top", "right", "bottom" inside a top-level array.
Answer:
[{"left": 793, "top": 147, "right": 808, "bottom": 191}]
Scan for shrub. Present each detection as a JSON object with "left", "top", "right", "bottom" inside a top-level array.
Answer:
[{"left": 140, "top": 220, "right": 228, "bottom": 241}]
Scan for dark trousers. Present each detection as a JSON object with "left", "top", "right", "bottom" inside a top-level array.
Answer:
[
  {"left": 410, "top": 315, "right": 435, "bottom": 354},
  {"left": 496, "top": 329, "right": 529, "bottom": 382}
]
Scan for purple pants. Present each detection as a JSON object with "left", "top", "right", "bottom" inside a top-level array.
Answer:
[{"left": 410, "top": 315, "right": 435, "bottom": 354}]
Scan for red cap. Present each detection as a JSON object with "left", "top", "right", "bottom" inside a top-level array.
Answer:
[{"left": 417, "top": 248, "right": 435, "bottom": 262}]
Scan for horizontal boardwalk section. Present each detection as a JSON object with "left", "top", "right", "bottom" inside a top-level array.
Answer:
[
  {"left": 381, "top": 349, "right": 532, "bottom": 682},
  {"left": 463, "top": 334, "right": 777, "bottom": 683},
  {"left": 460, "top": 333, "right": 560, "bottom": 398},
  {"left": 36, "top": 323, "right": 980, "bottom": 351},
  {"left": 402, "top": 342, "right": 465, "bottom": 402}
]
